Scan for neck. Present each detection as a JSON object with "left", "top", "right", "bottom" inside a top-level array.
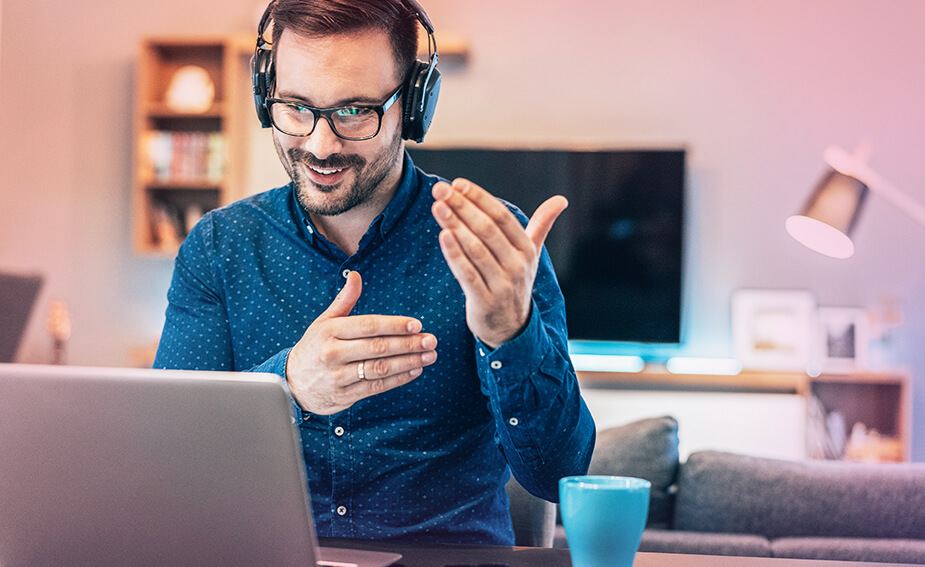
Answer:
[{"left": 309, "top": 154, "right": 404, "bottom": 257}]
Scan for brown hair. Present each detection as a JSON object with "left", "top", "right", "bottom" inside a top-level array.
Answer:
[{"left": 271, "top": 0, "right": 420, "bottom": 82}]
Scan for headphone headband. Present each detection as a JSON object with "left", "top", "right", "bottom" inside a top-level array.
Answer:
[
  {"left": 401, "top": 0, "right": 435, "bottom": 36},
  {"left": 251, "top": 0, "right": 441, "bottom": 142}
]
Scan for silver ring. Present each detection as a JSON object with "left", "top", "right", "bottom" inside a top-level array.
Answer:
[{"left": 357, "top": 360, "right": 366, "bottom": 381}]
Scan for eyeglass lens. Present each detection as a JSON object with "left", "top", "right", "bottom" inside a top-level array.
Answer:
[{"left": 271, "top": 103, "right": 380, "bottom": 140}]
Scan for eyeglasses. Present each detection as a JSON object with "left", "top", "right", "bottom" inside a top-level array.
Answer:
[{"left": 265, "top": 84, "right": 403, "bottom": 141}]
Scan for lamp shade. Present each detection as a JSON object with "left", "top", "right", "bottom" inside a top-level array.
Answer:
[{"left": 786, "top": 168, "right": 869, "bottom": 259}]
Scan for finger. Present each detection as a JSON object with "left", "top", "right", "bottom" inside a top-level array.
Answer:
[
  {"left": 431, "top": 192, "right": 523, "bottom": 274},
  {"left": 337, "top": 333, "right": 438, "bottom": 364},
  {"left": 337, "top": 349, "right": 438, "bottom": 387},
  {"left": 317, "top": 270, "right": 362, "bottom": 320},
  {"left": 329, "top": 314, "right": 423, "bottom": 340},
  {"left": 343, "top": 367, "right": 425, "bottom": 401},
  {"left": 438, "top": 229, "right": 491, "bottom": 300},
  {"left": 437, "top": 179, "right": 534, "bottom": 256},
  {"left": 438, "top": 216, "right": 508, "bottom": 291},
  {"left": 525, "top": 195, "right": 568, "bottom": 252}
]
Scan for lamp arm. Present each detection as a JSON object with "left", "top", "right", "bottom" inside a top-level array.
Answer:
[{"left": 824, "top": 145, "right": 925, "bottom": 227}]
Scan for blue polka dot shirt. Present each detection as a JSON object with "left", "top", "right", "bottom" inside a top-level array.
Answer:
[{"left": 154, "top": 151, "right": 595, "bottom": 545}]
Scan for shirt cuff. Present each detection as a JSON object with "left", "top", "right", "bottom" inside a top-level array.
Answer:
[
  {"left": 247, "top": 347, "right": 308, "bottom": 424},
  {"left": 474, "top": 299, "right": 552, "bottom": 384}
]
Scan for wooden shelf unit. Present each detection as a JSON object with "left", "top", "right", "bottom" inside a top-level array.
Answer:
[
  {"left": 577, "top": 367, "right": 912, "bottom": 463},
  {"left": 132, "top": 37, "right": 246, "bottom": 256}
]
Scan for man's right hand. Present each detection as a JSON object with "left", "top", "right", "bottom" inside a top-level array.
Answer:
[{"left": 285, "top": 271, "right": 437, "bottom": 415}]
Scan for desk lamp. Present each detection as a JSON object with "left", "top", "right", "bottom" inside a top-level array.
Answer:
[{"left": 786, "top": 145, "right": 925, "bottom": 258}]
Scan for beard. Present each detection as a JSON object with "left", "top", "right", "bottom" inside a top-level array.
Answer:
[{"left": 274, "top": 128, "right": 403, "bottom": 217}]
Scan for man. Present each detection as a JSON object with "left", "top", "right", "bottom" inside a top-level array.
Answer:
[{"left": 154, "top": 0, "right": 595, "bottom": 545}]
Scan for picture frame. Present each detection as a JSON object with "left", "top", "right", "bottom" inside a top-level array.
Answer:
[
  {"left": 732, "top": 289, "right": 816, "bottom": 372},
  {"left": 816, "top": 307, "right": 869, "bottom": 373}
]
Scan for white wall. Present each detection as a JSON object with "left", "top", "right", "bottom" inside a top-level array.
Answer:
[
  {"left": 583, "top": 389, "right": 806, "bottom": 461},
  {"left": 1, "top": 0, "right": 923, "bottom": 459}
]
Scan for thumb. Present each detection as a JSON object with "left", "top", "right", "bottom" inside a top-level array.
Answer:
[
  {"left": 319, "top": 270, "right": 362, "bottom": 320},
  {"left": 525, "top": 195, "right": 568, "bottom": 252}
]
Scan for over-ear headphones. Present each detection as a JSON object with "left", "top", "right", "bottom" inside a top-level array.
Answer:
[{"left": 251, "top": 0, "right": 441, "bottom": 143}]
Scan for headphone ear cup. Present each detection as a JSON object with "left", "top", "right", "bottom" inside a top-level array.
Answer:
[
  {"left": 401, "top": 61, "right": 442, "bottom": 143},
  {"left": 401, "top": 61, "right": 426, "bottom": 141},
  {"left": 251, "top": 48, "right": 274, "bottom": 129},
  {"left": 415, "top": 66, "right": 441, "bottom": 142}
]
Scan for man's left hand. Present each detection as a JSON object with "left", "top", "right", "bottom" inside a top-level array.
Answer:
[{"left": 431, "top": 178, "right": 568, "bottom": 349}]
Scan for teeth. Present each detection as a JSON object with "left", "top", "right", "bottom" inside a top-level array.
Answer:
[{"left": 309, "top": 165, "right": 344, "bottom": 175}]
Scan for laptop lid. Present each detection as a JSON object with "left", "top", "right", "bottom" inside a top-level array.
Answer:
[
  {"left": 0, "top": 272, "right": 43, "bottom": 362},
  {"left": 0, "top": 364, "right": 399, "bottom": 567}
]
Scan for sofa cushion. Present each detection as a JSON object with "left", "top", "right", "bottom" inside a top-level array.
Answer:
[
  {"left": 587, "top": 416, "right": 679, "bottom": 528},
  {"left": 641, "top": 529, "right": 772, "bottom": 557},
  {"left": 772, "top": 537, "right": 925, "bottom": 564},
  {"left": 674, "top": 451, "right": 925, "bottom": 540},
  {"left": 589, "top": 416, "right": 679, "bottom": 490}
]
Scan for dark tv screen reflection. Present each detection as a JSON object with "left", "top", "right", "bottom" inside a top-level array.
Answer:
[{"left": 408, "top": 147, "right": 685, "bottom": 344}]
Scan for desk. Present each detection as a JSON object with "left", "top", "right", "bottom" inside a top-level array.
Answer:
[{"left": 320, "top": 539, "right": 920, "bottom": 567}]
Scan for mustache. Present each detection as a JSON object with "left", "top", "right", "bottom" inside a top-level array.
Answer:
[{"left": 288, "top": 149, "right": 365, "bottom": 170}]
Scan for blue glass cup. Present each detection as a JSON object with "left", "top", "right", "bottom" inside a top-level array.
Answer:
[{"left": 559, "top": 476, "right": 651, "bottom": 567}]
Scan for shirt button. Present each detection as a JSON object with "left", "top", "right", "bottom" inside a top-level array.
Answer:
[
  {"left": 334, "top": 426, "right": 345, "bottom": 437},
  {"left": 341, "top": 269, "right": 350, "bottom": 278},
  {"left": 306, "top": 224, "right": 314, "bottom": 234},
  {"left": 479, "top": 348, "right": 486, "bottom": 357},
  {"left": 490, "top": 360, "right": 503, "bottom": 370},
  {"left": 509, "top": 417, "right": 519, "bottom": 426},
  {"left": 336, "top": 505, "right": 348, "bottom": 516}
]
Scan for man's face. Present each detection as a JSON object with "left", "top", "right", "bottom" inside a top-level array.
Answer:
[{"left": 271, "top": 28, "right": 405, "bottom": 216}]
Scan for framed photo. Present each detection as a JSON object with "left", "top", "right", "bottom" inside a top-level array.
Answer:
[
  {"left": 732, "top": 289, "right": 816, "bottom": 371},
  {"left": 816, "top": 307, "right": 869, "bottom": 372}
]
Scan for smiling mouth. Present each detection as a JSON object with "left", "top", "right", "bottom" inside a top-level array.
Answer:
[{"left": 308, "top": 165, "right": 346, "bottom": 175}]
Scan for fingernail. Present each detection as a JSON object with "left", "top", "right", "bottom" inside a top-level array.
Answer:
[
  {"left": 422, "top": 351, "right": 437, "bottom": 364},
  {"left": 433, "top": 183, "right": 449, "bottom": 199},
  {"left": 407, "top": 319, "right": 422, "bottom": 333},
  {"left": 410, "top": 368, "right": 423, "bottom": 377},
  {"left": 422, "top": 335, "right": 436, "bottom": 349}
]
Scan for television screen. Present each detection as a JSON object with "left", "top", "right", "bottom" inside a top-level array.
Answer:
[{"left": 408, "top": 147, "right": 685, "bottom": 344}]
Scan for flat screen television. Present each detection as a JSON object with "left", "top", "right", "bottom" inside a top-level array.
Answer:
[{"left": 408, "top": 147, "right": 686, "bottom": 344}]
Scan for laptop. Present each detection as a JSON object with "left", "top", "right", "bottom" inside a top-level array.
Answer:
[
  {"left": 0, "top": 272, "right": 43, "bottom": 362},
  {"left": 0, "top": 364, "right": 401, "bottom": 567}
]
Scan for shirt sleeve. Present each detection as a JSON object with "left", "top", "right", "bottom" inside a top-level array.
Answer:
[
  {"left": 152, "top": 214, "right": 307, "bottom": 423},
  {"left": 473, "top": 228, "right": 596, "bottom": 503}
]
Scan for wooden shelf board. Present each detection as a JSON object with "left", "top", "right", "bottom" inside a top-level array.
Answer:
[
  {"left": 144, "top": 102, "right": 226, "bottom": 118},
  {"left": 144, "top": 37, "right": 227, "bottom": 48},
  {"left": 577, "top": 369, "right": 802, "bottom": 394},
  {"left": 145, "top": 181, "right": 223, "bottom": 191},
  {"left": 134, "top": 244, "right": 179, "bottom": 258},
  {"left": 576, "top": 367, "right": 909, "bottom": 394},
  {"left": 231, "top": 34, "right": 256, "bottom": 54}
]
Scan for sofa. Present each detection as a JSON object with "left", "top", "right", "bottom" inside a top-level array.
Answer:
[{"left": 540, "top": 416, "right": 925, "bottom": 563}]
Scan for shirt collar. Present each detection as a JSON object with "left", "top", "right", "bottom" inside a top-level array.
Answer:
[{"left": 290, "top": 150, "right": 420, "bottom": 245}]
